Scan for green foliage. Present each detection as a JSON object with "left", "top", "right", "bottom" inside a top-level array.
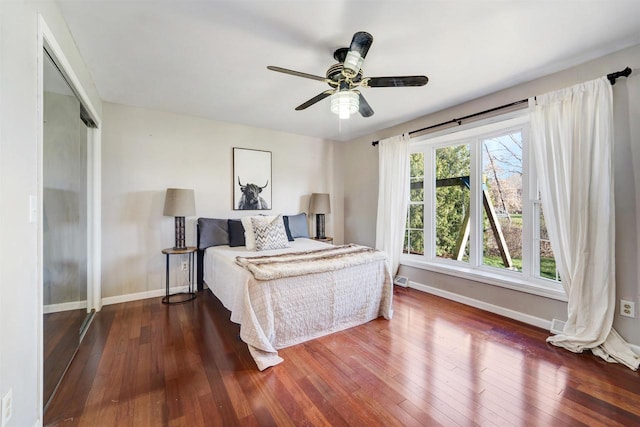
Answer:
[
  {"left": 539, "top": 257, "right": 558, "bottom": 280},
  {"left": 483, "top": 255, "right": 523, "bottom": 270},
  {"left": 410, "top": 153, "right": 424, "bottom": 202},
  {"left": 435, "top": 145, "right": 470, "bottom": 257}
]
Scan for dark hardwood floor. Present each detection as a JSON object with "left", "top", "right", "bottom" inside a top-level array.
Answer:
[{"left": 44, "top": 287, "right": 640, "bottom": 426}]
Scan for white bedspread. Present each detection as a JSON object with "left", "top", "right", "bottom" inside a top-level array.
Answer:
[{"left": 204, "top": 239, "right": 393, "bottom": 370}]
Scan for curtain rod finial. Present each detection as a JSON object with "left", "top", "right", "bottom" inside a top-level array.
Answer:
[{"left": 607, "top": 66, "right": 632, "bottom": 85}]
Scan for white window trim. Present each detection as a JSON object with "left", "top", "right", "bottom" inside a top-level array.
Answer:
[
  {"left": 400, "top": 255, "right": 567, "bottom": 301},
  {"left": 404, "top": 111, "right": 567, "bottom": 302}
]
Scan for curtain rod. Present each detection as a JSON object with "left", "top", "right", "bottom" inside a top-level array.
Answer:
[{"left": 372, "top": 66, "right": 632, "bottom": 146}]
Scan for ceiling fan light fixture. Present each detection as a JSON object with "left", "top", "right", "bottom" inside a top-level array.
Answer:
[
  {"left": 330, "top": 91, "right": 359, "bottom": 119},
  {"left": 343, "top": 31, "right": 373, "bottom": 77},
  {"left": 267, "top": 31, "right": 426, "bottom": 119},
  {"left": 343, "top": 51, "right": 364, "bottom": 77}
]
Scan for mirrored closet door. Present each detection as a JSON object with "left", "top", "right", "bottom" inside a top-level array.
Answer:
[{"left": 42, "top": 49, "right": 95, "bottom": 408}]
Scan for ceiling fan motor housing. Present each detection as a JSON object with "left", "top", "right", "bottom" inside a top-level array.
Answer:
[{"left": 326, "top": 63, "right": 362, "bottom": 86}]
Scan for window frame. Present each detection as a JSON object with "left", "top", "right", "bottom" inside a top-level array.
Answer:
[
  {"left": 401, "top": 111, "right": 566, "bottom": 301},
  {"left": 406, "top": 157, "right": 425, "bottom": 255}
]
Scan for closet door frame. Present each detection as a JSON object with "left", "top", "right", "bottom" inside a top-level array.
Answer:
[{"left": 37, "top": 14, "right": 102, "bottom": 419}]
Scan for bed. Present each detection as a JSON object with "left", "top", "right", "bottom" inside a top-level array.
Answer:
[{"left": 196, "top": 215, "right": 393, "bottom": 370}]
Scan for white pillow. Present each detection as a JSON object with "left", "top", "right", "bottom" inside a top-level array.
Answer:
[
  {"left": 251, "top": 215, "right": 290, "bottom": 251},
  {"left": 241, "top": 215, "right": 276, "bottom": 251}
]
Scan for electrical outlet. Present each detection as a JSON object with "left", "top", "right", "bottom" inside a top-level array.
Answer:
[
  {"left": 181, "top": 261, "right": 188, "bottom": 271},
  {"left": 2, "top": 388, "right": 12, "bottom": 427},
  {"left": 620, "top": 300, "right": 635, "bottom": 318}
]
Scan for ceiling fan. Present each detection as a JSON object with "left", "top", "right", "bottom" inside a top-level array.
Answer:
[{"left": 267, "top": 31, "right": 429, "bottom": 120}]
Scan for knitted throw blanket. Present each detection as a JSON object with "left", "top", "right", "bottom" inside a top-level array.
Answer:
[{"left": 235, "top": 244, "right": 387, "bottom": 281}]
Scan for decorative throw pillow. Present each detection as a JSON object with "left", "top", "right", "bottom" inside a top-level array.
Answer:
[
  {"left": 241, "top": 215, "right": 276, "bottom": 250},
  {"left": 284, "top": 213, "right": 309, "bottom": 238},
  {"left": 197, "top": 218, "right": 229, "bottom": 249},
  {"left": 251, "top": 215, "right": 290, "bottom": 251},
  {"left": 281, "top": 216, "right": 295, "bottom": 242},
  {"left": 227, "top": 219, "right": 246, "bottom": 247}
]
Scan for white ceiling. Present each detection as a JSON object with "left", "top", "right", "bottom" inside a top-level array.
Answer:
[{"left": 57, "top": 0, "right": 640, "bottom": 142}]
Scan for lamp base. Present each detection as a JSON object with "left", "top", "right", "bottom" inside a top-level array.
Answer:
[
  {"left": 174, "top": 216, "right": 187, "bottom": 250},
  {"left": 315, "top": 213, "right": 326, "bottom": 239}
]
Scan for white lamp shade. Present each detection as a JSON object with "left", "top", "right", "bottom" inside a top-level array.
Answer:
[
  {"left": 309, "top": 193, "right": 331, "bottom": 214},
  {"left": 163, "top": 188, "right": 195, "bottom": 217}
]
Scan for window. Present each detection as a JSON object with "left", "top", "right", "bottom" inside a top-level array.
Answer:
[
  {"left": 481, "top": 132, "right": 522, "bottom": 272},
  {"left": 435, "top": 144, "right": 470, "bottom": 262},
  {"left": 402, "top": 113, "right": 562, "bottom": 297},
  {"left": 406, "top": 153, "right": 425, "bottom": 255}
]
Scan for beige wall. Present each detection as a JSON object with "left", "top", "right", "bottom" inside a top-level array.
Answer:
[
  {"left": 101, "top": 102, "right": 340, "bottom": 298},
  {"left": 343, "top": 43, "right": 640, "bottom": 345},
  {"left": 0, "top": 1, "right": 101, "bottom": 425}
]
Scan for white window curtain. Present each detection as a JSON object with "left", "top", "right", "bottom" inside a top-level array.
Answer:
[
  {"left": 375, "top": 133, "right": 410, "bottom": 276},
  {"left": 530, "top": 77, "right": 639, "bottom": 370}
]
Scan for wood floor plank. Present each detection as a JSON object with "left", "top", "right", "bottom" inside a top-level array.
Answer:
[{"left": 45, "top": 288, "right": 640, "bottom": 427}]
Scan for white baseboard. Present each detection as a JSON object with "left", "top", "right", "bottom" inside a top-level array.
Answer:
[
  {"left": 43, "top": 300, "right": 87, "bottom": 314},
  {"left": 101, "top": 285, "right": 190, "bottom": 306},
  {"left": 408, "top": 280, "right": 640, "bottom": 356},
  {"left": 408, "top": 280, "right": 551, "bottom": 330}
]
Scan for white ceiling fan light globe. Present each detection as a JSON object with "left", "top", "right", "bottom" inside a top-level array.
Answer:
[
  {"left": 343, "top": 51, "right": 364, "bottom": 77},
  {"left": 331, "top": 91, "right": 359, "bottom": 119}
]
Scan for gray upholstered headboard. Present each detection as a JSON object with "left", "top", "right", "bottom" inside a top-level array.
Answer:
[{"left": 196, "top": 218, "right": 228, "bottom": 290}]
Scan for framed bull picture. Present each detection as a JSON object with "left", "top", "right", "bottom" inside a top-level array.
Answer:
[{"left": 233, "top": 147, "right": 272, "bottom": 210}]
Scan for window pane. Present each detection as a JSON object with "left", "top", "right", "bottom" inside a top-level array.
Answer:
[
  {"left": 539, "top": 204, "right": 559, "bottom": 280},
  {"left": 409, "top": 230, "right": 424, "bottom": 255},
  {"left": 539, "top": 240, "right": 558, "bottom": 280},
  {"left": 403, "top": 229, "right": 409, "bottom": 254},
  {"left": 409, "top": 204, "right": 423, "bottom": 229},
  {"left": 404, "top": 202, "right": 424, "bottom": 255},
  {"left": 410, "top": 153, "right": 424, "bottom": 202},
  {"left": 435, "top": 144, "right": 470, "bottom": 261},
  {"left": 482, "top": 132, "right": 523, "bottom": 271}
]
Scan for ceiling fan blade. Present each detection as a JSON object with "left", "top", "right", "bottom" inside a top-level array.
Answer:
[
  {"left": 267, "top": 66, "right": 327, "bottom": 82},
  {"left": 357, "top": 92, "right": 374, "bottom": 117},
  {"left": 343, "top": 31, "right": 373, "bottom": 77},
  {"left": 365, "top": 75, "right": 429, "bottom": 87},
  {"left": 295, "top": 90, "right": 334, "bottom": 110}
]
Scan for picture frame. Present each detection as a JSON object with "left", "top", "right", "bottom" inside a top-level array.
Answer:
[{"left": 233, "top": 148, "right": 272, "bottom": 210}]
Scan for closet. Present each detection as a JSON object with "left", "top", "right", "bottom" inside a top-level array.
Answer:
[{"left": 42, "top": 48, "right": 95, "bottom": 408}]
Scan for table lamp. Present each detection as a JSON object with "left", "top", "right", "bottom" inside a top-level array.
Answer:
[
  {"left": 309, "top": 193, "right": 331, "bottom": 239},
  {"left": 163, "top": 188, "right": 195, "bottom": 250}
]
